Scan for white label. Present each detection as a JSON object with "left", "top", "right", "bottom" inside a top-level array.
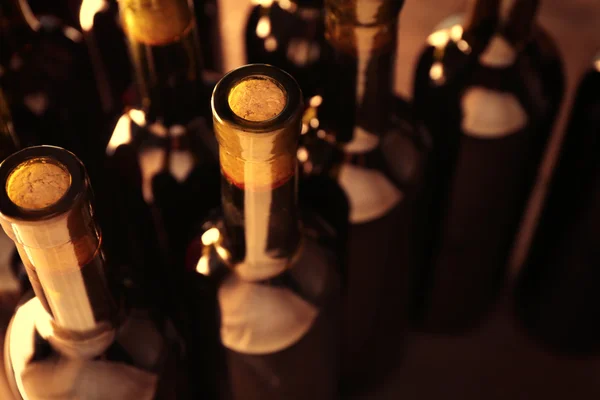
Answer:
[
  {"left": 461, "top": 86, "right": 528, "bottom": 138},
  {"left": 479, "top": 35, "right": 517, "bottom": 68},
  {"left": 338, "top": 163, "right": 403, "bottom": 224},
  {"left": 219, "top": 274, "right": 318, "bottom": 354}
]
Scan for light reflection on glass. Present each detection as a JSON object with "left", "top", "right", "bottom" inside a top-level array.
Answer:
[
  {"left": 297, "top": 147, "right": 309, "bottom": 162},
  {"left": 309, "top": 95, "right": 323, "bottom": 108},
  {"left": 265, "top": 36, "right": 278, "bottom": 52},
  {"left": 256, "top": 16, "right": 271, "bottom": 39},
  {"left": 457, "top": 39, "right": 471, "bottom": 53},
  {"left": 196, "top": 256, "right": 210, "bottom": 275},
  {"left": 129, "top": 109, "right": 146, "bottom": 126},
  {"left": 201, "top": 227, "right": 221, "bottom": 246},
  {"left": 449, "top": 24, "right": 463, "bottom": 42},
  {"left": 427, "top": 30, "right": 450, "bottom": 48},
  {"left": 79, "top": 0, "right": 108, "bottom": 32},
  {"left": 429, "top": 62, "right": 445, "bottom": 84},
  {"left": 106, "top": 113, "right": 132, "bottom": 155}
]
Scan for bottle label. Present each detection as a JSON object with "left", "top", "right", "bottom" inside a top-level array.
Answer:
[
  {"left": 461, "top": 87, "right": 528, "bottom": 138},
  {"left": 338, "top": 163, "right": 403, "bottom": 224}
]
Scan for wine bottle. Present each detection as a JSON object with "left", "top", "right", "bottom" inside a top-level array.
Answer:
[
  {"left": 0, "top": 88, "right": 19, "bottom": 162},
  {"left": 78, "top": 0, "right": 132, "bottom": 124},
  {"left": 411, "top": 0, "right": 564, "bottom": 333},
  {"left": 0, "top": 88, "right": 21, "bottom": 376},
  {"left": 0, "top": 0, "right": 107, "bottom": 177},
  {"left": 318, "top": 0, "right": 424, "bottom": 392},
  {"left": 193, "top": 0, "right": 223, "bottom": 73},
  {"left": 0, "top": 145, "right": 188, "bottom": 399},
  {"left": 110, "top": 0, "right": 220, "bottom": 269},
  {"left": 245, "top": 0, "right": 326, "bottom": 100},
  {"left": 514, "top": 54, "right": 600, "bottom": 355},
  {"left": 186, "top": 64, "right": 341, "bottom": 399}
]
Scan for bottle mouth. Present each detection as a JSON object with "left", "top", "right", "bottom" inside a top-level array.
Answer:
[
  {"left": 0, "top": 146, "right": 87, "bottom": 222},
  {"left": 212, "top": 64, "right": 304, "bottom": 189},
  {"left": 212, "top": 64, "right": 303, "bottom": 134}
]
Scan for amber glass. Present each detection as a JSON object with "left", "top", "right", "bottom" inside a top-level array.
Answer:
[
  {"left": 0, "top": 146, "right": 187, "bottom": 399},
  {"left": 186, "top": 64, "right": 341, "bottom": 399}
]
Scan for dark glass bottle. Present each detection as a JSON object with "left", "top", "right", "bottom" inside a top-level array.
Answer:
[
  {"left": 193, "top": 0, "right": 223, "bottom": 73},
  {"left": 411, "top": 0, "right": 564, "bottom": 333},
  {"left": 319, "top": 0, "right": 424, "bottom": 393},
  {"left": 0, "top": 0, "right": 106, "bottom": 161},
  {"left": 514, "top": 54, "right": 600, "bottom": 355},
  {"left": 0, "top": 145, "right": 188, "bottom": 399},
  {"left": 245, "top": 0, "right": 326, "bottom": 100},
  {"left": 0, "top": 87, "right": 21, "bottom": 328},
  {"left": 78, "top": 0, "right": 132, "bottom": 129},
  {"left": 186, "top": 64, "right": 341, "bottom": 399},
  {"left": 245, "top": 0, "right": 350, "bottom": 280},
  {"left": 109, "top": 0, "right": 220, "bottom": 270}
]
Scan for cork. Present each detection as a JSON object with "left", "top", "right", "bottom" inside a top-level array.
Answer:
[
  {"left": 228, "top": 77, "right": 286, "bottom": 122},
  {"left": 120, "top": 0, "right": 192, "bottom": 45},
  {"left": 6, "top": 158, "right": 71, "bottom": 211}
]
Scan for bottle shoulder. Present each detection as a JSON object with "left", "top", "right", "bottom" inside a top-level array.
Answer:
[{"left": 186, "top": 216, "right": 341, "bottom": 355}]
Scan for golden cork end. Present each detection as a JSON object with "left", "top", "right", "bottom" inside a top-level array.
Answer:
[
  {"left": 228, "top": 77, "right": 287, "bottom": 122},
  {"left": 6, "top": 158, "right": 71, "bottom": 211}
]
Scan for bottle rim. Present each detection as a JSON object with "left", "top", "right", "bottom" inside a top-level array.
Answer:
[
  {"left": 212, "top": 63, "right": 304, "bottom": 134},
  {"left": 0, "top": 145, "right": 87, "bottom": 222}
]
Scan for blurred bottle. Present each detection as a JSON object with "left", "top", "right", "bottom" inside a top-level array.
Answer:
[
  {"left": 0, "top": 0, "right": 107, "bottom": 177},
  {"left": 245, "top": 0, "right": 326, "bottom": 100},
  {"left": 515, "top": 54, "right": 600, "bottom": 355},
  {"left": 245, "top": 0, "right": 349, "bottom": 274},
  {"left": 186, "top": 64, "right": 341, "bottom": 400},
  {"left": 78, "top": 0, "right": 132, "bottom": 129},
  {"left": 0, "top": 146, "right": 188, "bottom": 400},
  {"left": 194, "top": 0, "right": 223, "bottom": 73},
  {"left": 411, "top": 0, "right": 564, "bottom": 333},
  {"left": 316, "top": 0, "right": 425, "bottom": 393},
  {"left": 109, "top": 0, "right": 220, "bottom": 270}
]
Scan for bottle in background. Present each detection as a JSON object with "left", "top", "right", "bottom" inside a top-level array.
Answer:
[
  {"left": 515, "top": 54, "right": 600, "bottom": 355},
  {"left": 0, "top": 145, "right": 188, "bottom": 399},
  {"left": 245, "top": 0, "right": 326, "bottom": 101},
  {"left": 0, "top": 0, "right": 109, "bottom": 177},
  {"left": 318, "top": 0, "right": 425, "bottom": 392},
  {"left": 194, "top": 0, "right": 224, "bottom": 74},
  {"left": 186, "top": 64, "right": 342, "bottom": 400},
  {"left": 411, "top": 0, "right": 564, "bottom": 333},
  {"left": 108, "top": 0, "right": 221, "bottom": 274}
]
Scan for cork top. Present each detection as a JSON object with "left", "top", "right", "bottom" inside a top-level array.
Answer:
[
  {"left": 6, "top": 158, "right": 71, "bottom": 211},
  {"left": 228, "top": 77, "right": 287, "bottom": 122}
]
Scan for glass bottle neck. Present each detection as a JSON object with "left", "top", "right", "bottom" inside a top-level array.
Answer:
[
  {"left": 220, "top": 150, "right": 302, "bottom": 282},
  {"left": 120, "top": 0, "right": 205, "bottom": 126},
  {"left": 324, "top": 0, "right": 400, "bottom": 143}
]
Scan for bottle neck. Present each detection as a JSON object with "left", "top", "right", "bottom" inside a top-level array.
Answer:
[
  {"left": 119, "top": 0, "right": 205, "bottom": 126},
  {"left": 0, "top": 152, "right": 120, "bottom": 356},
  {"left": 324, "top": 0, "right": 401, "bottom": 144},
  {"left": 219, "top": 147, "right": 302, "bottom": 282},
  {"left": 0, "top": 89, "right": 19, "bottom": 161},
  {"left": 478, "top": 0, "right": 538, "bottom": 69}
]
